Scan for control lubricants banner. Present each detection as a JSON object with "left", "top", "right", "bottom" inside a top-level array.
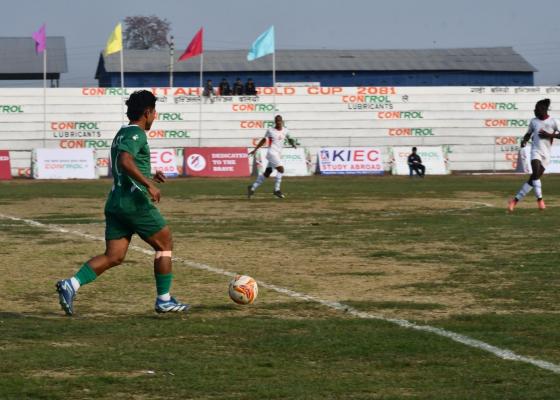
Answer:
[
  {"left": 184, "top": 147, "right": 250, "bottom": 177},
  {"left": 391, "top": 146, "right": 448, "bottom": 175},
  {"left": 318, "top": 147, "right": 383, "bottom": 175},
  {"left": 33, "top": 149, "right": 96, "bottom": 179},
  {"left": 255, "top": 148, "right": 310, "bottom": 176}
]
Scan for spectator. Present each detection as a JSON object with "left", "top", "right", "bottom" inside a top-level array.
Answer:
[
  {"left": 245, "top": 78, "right": 257, "bottom": 95},
  {"left": 218, "top": 78, "right": 231, "bottom": 96},
  {"left": 232, "top": 78, "right": 244, "bottom": 95},
  {"left": 202, "top": 79, "right": 216, "bottom": 103},
  {"left": 408, "top": 147, "right": 425, "bottom": 177}
]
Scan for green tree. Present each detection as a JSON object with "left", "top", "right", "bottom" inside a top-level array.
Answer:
[{"left": 123, "top": 15, "right": 171, "bottom": 50}]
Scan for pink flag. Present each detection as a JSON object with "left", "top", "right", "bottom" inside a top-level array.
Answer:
[{"left": 32, "top": 24, "right": 46, "bottom": 53}]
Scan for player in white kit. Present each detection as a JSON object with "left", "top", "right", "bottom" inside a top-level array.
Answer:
[
  {"left": 248, "top": 115, "right": 297, "bottom": 199},
  {"left": 508, "top": 99, "right": 559, "bottom": 212}
]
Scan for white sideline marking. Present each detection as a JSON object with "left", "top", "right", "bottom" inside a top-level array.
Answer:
[{"left": 2, "top": 212, "right": 559, "bottom": 375}]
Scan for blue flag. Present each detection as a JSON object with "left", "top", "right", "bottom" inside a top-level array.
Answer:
[{"left": 247, "top": 26, "right": 275, "bottom": 61}]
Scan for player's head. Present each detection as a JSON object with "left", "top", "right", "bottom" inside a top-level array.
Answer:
[
  {"left": 412, "top": 146, "right": 417, "bottom": 153},
  {"left": 534, "top": 98, "right": 551, "bottom": 120},
  {"left": 274, "top": 114, "right": 283, "bottom": 128},
  {"left": 126, "top": 90, "right": 157, "bottom": 129}
]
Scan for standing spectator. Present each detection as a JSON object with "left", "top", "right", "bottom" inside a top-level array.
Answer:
[
  {"left": 232, "top": 78, "right": 244, "bottom": 95},
  {"left": 202, "top": 79, "right": 216, "bottom": 103},
  {"left": 408, "top": 147, "right": 425, "bottom": 177},
  {"left": 218, "top": 78, "right": 231, "bottom": 96},
  {"left": 245, "top": 78, "right": 257, "bottom": 95}
]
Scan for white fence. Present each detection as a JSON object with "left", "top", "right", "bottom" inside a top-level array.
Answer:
[{"left": 2, "top": 85, "right": 559, "bottom": 177}]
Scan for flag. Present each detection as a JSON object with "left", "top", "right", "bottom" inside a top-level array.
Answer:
[
  {"left": 178, "top": 28, "right": 203, "bottom": 61},
  {"left": 32, "top": 24, "right": 46, "bottom": 54},
  {"left": 104, "top": 23, "right": 122, "bottom": 56},
  {"left": 247, "top": 26, "right": 274, "bottom": 61}
]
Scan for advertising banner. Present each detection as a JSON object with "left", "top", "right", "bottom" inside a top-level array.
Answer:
[
  {"left": 151, "top": 149, "right": 179, "bottom": 177},
  {"left": 184, "top": 147, "right": 250, "bottom": 177},
  {"left": 255, "top": 148, "right": 310, "bottom": 176},
  {"left": 317, "top": 147, "right": 383, "bottom": 175},
  {"left": 517, "top": 145, "right": 560, "bottom": 173},
  {"left": 0, "top": 150, "right": 11, "bottom": 180},
  {"left": 391, "top": 146, "right": 448, "bottom": 175},
  {"left": 33, "top": 148, "right": 96, "bottom": 179}
]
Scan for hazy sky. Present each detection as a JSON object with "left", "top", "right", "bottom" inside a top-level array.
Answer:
[{"left": 2, "top": 0, "right": 560, "bottom": 86}]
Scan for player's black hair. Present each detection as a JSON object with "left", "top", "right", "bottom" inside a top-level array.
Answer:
[
  {"left": 125, "top": 90, "right": 157, "bottom": 121},
  {"left": 412, "top": 146, "right": 417, "bottom": 151},
  {"left": 536, "top": 98, "right": 551, "bottom": 110}
]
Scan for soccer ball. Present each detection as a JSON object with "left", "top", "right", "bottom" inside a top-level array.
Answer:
[{"left": 228, "top": 275, "right": 258, "bottom": 305}]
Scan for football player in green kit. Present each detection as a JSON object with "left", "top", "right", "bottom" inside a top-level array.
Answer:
[{"left": 56, "top": 90, "right": 189, "bottom": 315}]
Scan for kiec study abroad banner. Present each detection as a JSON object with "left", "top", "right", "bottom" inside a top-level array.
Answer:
[
  {"left": 33, "top": 149, "right": 96, "bottom": 179},
  {"left": 318, "top": 147, "right": 384, "bottom": 175},
  {"left": 0, "top": 150, "right": 11, "bottom": 180},
  {"left": 391, "top": 146, "right": 449, "bottom": 175},
  {"left": 255, "top": 148, "right": 310, "bottom": 176},
  {"left": 184, "top": 147, "right": 250, "bottom": 177},
  {"left": 151, "top": 149, "right": 179, "bottom": 177}
]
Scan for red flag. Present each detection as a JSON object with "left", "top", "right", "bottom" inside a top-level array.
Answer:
[{"left": 178, "top": 28, "right": 203, "bottom": 61}]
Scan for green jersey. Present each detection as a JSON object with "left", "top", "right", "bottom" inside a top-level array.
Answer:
[{"left": 106, "top": 125, "right": 152, "bottom": 212}]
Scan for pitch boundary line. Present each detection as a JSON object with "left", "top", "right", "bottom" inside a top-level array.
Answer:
[{"left": 2, "top": 212, "right": 559, "bottom": 375}]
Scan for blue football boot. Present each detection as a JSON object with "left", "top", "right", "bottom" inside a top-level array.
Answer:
[
  {"left": 155, "top": 297, "right": 190, "bottom": 314},
  {"left": 56, "top": 279, "right": 76, "bottom": 316}
]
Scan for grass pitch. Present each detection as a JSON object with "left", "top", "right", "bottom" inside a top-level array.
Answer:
[{"left": 1, "top": 175, "right": 560, "bottom": 399}]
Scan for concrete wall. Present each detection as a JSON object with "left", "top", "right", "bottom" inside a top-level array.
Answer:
[{"left": 1, "top": 85, "right": 559, "bottom": 177}]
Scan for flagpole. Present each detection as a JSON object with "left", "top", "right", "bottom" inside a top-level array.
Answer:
[
  {"left": 272, "top": 48, "right": 276, "bottom": 114},
  {"left": 120, "top": 48, "right": 125, "bottom": 124},
  {"left": 198, "top": 53, "right": 203, "bottom": 147},
  {"left": 43, "top": 49, "right": 47, "bottom": 148}
]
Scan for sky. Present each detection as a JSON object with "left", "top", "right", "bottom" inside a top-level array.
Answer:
[{"left": 2, "top": 0, "right": 560, "bottom": 87}]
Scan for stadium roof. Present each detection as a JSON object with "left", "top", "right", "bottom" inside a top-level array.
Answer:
[
  {"left": 98, "top": 47, "right": 536, "bottom": 75},
  {"left": 0, "top": 37, "right": 68, "bottom": 78}
]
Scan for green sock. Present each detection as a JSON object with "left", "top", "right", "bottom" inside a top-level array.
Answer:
[
  {"left": 74, "top": 263, "right": 97, "bottom": 286},
  {"left": 155, "top": 273, "right": 173, "bottom": 296}
]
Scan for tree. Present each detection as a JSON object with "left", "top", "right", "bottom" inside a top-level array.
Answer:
[{"left": 123, "top": 15, "right": 171, "bottom": 50}]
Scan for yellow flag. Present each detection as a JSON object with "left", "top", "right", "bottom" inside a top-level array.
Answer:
[{"left": 104, "top": 23, "right": 122, "bottom": 56}]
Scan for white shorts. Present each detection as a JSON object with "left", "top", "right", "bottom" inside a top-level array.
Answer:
[
  {"left": 531, "top": 150, "right": 550, "bottom": 168},
  {"left": 266, "top": 152, "right": 282, "bottom": 169}
]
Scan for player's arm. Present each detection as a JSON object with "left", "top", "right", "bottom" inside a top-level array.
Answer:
[
  {"left": 249, "top": 138, "right": 266, "bottom": 156},
  {"left": 520, "top": 127, "right": 532, "bottom": 147},
  {"left": 119, "top": 152, "right": 161, "bottom": 203}
]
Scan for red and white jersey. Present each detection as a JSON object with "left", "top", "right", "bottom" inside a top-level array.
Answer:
[
  {"left": 264, "top": 127, "right": 291, "bottom": 156},
  {"left": 528, "top": 116, "right": 559, "bottom": 157}
]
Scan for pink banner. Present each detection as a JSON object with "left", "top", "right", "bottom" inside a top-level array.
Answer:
[
  {"left": 184, "top": 147, "right": 250, "bottom": 177},
  {"left": 0, "top": 150, "right": 11, "bottom": 180}
]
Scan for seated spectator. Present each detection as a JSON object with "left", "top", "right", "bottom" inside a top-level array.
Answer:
[
  {"left": 202, "top": 79, "right": 216, "bottom": 103},
  {"left": 408, "top": 147, "right": 426, "bottom": 177},
  {"left": 218, "top": 78, "right": 231, "bottom": 96},
  {"left": 244, "top": 78, "right": 257, "bottom": 95},
  {"left": 232, "top": 78, "right": 244, "bottom": 95}
]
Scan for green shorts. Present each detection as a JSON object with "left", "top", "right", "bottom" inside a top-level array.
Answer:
[{"left": 105, "top": 205, "right": 167, "bottom": 241}]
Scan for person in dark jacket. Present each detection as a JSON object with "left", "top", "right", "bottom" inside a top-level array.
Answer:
[
  {"left": 232, "top": 78, "right": 244, "bottom": 95},
  {"left": 244, "top": 78, "right": 257, "bottom": 95},
  {"left": 218, "top": 78, "right": 231, "bottom": 96},
  {"left": 408, "top": 147, "right": 425, "bottom": 177}
]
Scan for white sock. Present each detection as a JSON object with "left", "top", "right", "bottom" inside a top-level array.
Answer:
[
  {"left": 158, "top": 293, "right": 171, "bottom": 301},
  {"left": 533, "top": 179, "right": 543, "bottom": 199},
  {"left": 70, "top": 277, "right": 80, "bottom": 292},
  {"left": 274, "top": 172, "right": 283, "bottom": 191},
  {"left": 515, "top": 182, "right": 533, "bottom": 201},
  {"left": 252, "top": 174, "right": 266, "bottom": 190}
]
